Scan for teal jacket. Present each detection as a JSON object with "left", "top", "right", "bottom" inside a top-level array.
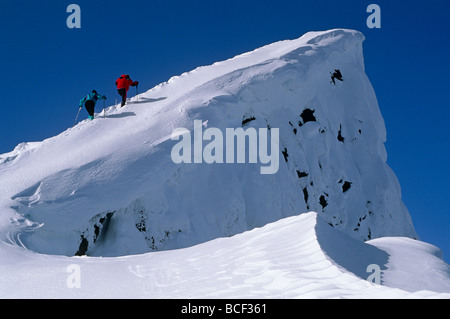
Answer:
[{"left": 79, "top": 92, "right": 107, "bottom": 107}]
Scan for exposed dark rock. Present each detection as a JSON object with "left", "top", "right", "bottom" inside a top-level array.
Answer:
[
  {"left": 296, "top": 170, "right": 309, "bottom": 178},
  {"left": 242, "top": 116, "right": 256, "bottom": 126},
  {"left": 319, "top": 195, "right": 328, "bottom": 209},
  {"left": 299, "top": 108, "right": 316, "bottom": 126},
  {"left": 282, "top": 148, "right": 289, "bottom": 162},
  {"left": 342, "top": 181, "right": 352, "bottom": 193},
  {"left": 75, "top": 235, "right": 89, "bottom": 256}
]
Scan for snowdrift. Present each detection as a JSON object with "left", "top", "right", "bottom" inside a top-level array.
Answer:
[
  {"left": 0, "top": 212, "right": 448, "bottom": 298},
  {"left": 0, "top": 29, "right": 448, "bottom": 298}
]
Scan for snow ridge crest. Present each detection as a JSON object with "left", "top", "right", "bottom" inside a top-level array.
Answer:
[{"left": 1, "top": 29, "right": 416, "bottom": 258}]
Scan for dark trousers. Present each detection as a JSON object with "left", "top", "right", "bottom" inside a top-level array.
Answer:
[
  {"left": 118, "top": 88, "right": 127, "bottom": 106},
  {"left": 85, "top": 100, "right": 95, "bottom": 117}
]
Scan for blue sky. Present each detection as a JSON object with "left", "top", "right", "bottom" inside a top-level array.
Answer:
[{"left": 0, "top": 0, "right": 449, "bottom": 262}]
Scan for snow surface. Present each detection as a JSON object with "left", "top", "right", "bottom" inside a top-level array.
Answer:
[
  {"left": 0, "top": 212, "right": 449, "bottom": 298},
  {"left": 0, "top": 29, "right": 449, "bottom": 298}
]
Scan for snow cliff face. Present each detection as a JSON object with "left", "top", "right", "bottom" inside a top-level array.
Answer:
[{"left": 0, "top": 29, "right": 417, "bottom": 257}]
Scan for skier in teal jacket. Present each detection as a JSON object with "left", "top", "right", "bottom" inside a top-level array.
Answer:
[{"left": 79, "top": 90, "right": 107, "bottom": 120}]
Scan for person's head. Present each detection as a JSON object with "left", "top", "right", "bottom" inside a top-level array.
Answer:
[
  {"left": 92, "top": 90, "right": 97, "bottom": 94},
  {"left": 125, "top": 74, "right": 130, "bottom": 79}
]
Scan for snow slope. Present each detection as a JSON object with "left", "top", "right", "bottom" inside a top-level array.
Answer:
[
  {"left": 0, "top": 29, "right": 448, "bottom": 298},
  {"left": 1, "top": 212, "right": 449, "bottom": 298}
]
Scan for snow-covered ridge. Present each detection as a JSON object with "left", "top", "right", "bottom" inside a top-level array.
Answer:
[
  {"left": 0, "top": 212, "right": 448, "bottom": 298},
  {"left": 0, "top": 29, "right": 416, "bottom": 258}
]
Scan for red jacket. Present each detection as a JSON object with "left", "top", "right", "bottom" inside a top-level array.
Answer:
[{"left": 115, "top": 75, "right": 138, "bottom": 91}]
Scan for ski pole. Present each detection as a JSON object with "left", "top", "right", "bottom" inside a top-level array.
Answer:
[
  {"left": 73, "top": 107, "right": 82, "bottom": 127},
  {"left": 103, "top": 100, "right": 106, "bottom": 118},
  {"left": 136, "top": 84, "right": 139, "bottom": 102}
]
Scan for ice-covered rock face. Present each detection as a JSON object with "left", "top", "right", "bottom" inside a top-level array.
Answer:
[{"left": 0, "top": 29, "right": 417, "bottom": 257}]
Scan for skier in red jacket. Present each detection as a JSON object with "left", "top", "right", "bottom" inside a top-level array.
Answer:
[{"left": 115, "top": 74, "right": 139, "bottom": 107}]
